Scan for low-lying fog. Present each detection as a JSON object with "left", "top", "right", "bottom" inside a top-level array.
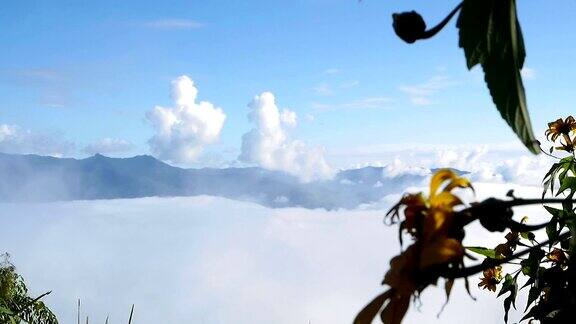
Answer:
[{"left": 0, "top": 182, "right": 548, "bottom": 323}]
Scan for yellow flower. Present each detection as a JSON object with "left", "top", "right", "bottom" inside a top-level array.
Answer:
[
  {"left": 478, "top": 266, "right": 502, "bottom": 292},
  {"left": 357, "top": 170, "right": 474, "bottom": 324},
  {"left": 398, "top": 193, "right": 427, "bottom": 236},
  {"left": 383, "top": 245, "right": 419, "bottom": 296},
  {"left": 494, "top": 243, "right": 513, "bottom": 258},
  {"left": 547, "top": 248, "right": 567, "bottom": 267},
  {"left": 423, "top": 169, "right": 472, "bottom": 239},
  {"left": 384, "top": 169, "right": 474, "bottom": 289},
  {"left": 419, "top": 237, "right": 464, "bottom": 268},
  {"left": 545, "top": 116, "right": 576, "bottom": 151},
  {"left": 390, "top": 169, "right": 473, "bottom": 240}
]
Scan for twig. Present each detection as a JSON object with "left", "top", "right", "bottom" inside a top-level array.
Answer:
[
  {"left": 14, "top": 291, "right": 52, "bottom": 318},
  {"left": 445, "top": 231, "right": 570, "bottom": 279}
]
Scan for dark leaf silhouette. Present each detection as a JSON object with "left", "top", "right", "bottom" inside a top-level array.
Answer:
[{"left": 457, "top": 0, "right": 538, "bottom": 154}]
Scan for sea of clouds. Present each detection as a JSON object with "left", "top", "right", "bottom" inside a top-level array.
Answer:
[{"left": 0, "top": 180, "right": 553, "bottom": 324}]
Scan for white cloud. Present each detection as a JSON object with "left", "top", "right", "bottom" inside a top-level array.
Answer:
[
  {"left": 339, "top": 80, "right": 360, "bottom": 89},
  {"left": 328, "top": 142, "right": 554, "bottom": 186},
  {"left": 428, "top": 146, "right": 553, "bottom": 186},
  {"left": 16, "top": 69, "right": 63, "bottom": 82},
  {"left": 399, "top": 75, "right": 456, "bottom": 106},
  {"left": 0, "top": 189, "right": 543, "bottom": 324},
  {"left": 381, "top": 157, "right": 431, "bottom": 178},
  {"left": 323, "top": 68, "right": 340, "bottom": 75},
  {"left": 280, "top": 109, "right": 297, "bottom": 127},
  {"left": 310, "top": 102, "right": 332, "bottom": 111},
  {"left": 147, "top": 75, "right": 226, "bottom": 165},
  {"left": 521, "top": 67, "right": 536, "bottom": 80},
  {"left": 239, "top": 92, "right": 333, "bottom": 181},
  {"left": 312, "top": 83, "right": 334, "bottom": 96},
  {"left": 12, "top": 68, "right": 70, "bottom": 108},
  {"left": 144, "top": 19, "right": 204, "bottom": 30},
  {"left": 340, "top": 96, "right": 392, "bottom": 109},
  {"left": 409, "top": 96, "right": 432, "bottom": 106},
  {"left": 312, "top": 81, "right": 358, "bottom": 96},
  {"left": 83, "top": 138, "right": 133, "bottom": 156},
  {"left": 312, "top": 96, "right": 392, "bottom": 111},
  {"left": 0, "top": 124, "right": 73, "bottom": 157}
]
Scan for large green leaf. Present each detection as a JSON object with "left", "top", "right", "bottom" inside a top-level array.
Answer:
[
  {"left": 466, "top": 246, "right": 499, "bottom": 259},
  {"left": 457, "top": 0, "right": 538, "bottom": 154},
  {"left": 498, "top": 273, "right": 519, "bottom": 323}
]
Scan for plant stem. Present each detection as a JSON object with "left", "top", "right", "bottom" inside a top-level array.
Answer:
[{"left": 445, "top": 231, "right": 570, "bottom": 279}]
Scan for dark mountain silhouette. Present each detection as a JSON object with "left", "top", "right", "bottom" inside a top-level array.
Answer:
[{"left": 0, "top": 153, "right": 437, "bottom": 209}]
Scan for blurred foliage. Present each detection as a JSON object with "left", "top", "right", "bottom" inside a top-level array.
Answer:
[
  {"left": 0, "top": 254, "right": 58, "bottom": 324},
  {"left": 392, "top": 0, "right": 538, "bottom": 153},
  {"left": 354, "top": 1, "right": 576, "bottom": 322},
  {"left": 355, "top": 118, "right": 576, "bottom": 323}
]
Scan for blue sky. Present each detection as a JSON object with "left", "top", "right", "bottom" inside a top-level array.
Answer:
[{"left": 1, "top": 0, "right": 575, "bottom": 169}]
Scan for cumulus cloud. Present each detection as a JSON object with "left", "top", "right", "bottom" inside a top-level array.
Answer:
[
  {"left": 381, "top": 157, "right": 431, "bottom": 178},
  {"left": 329, "top": 142, "right": 554, "bottom": 186},
  {"left": 280, "top": 109, "right": 297, "bottom": 127},
  {"left": 83, "top": 138, "right": 133, "bottom": 156},
  {"left": 239, "top": 92, "right": 333, "bottom": 182},
  {"left": 0, "top": 124, "right": 73, "bottom": 157},
  {"left": 147, "top": 75, "right": 226, "bottom": 165},
  {"left": 429, "top": 146, "right": 553, "bottom": 186}
]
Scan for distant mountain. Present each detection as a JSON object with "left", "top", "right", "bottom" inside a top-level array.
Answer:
[{"left": 0, "top": 153, "right": 433, "bottom": 209}]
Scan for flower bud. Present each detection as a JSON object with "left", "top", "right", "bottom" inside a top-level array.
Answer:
[{"left": 392, "top": 11, "right": 426, "bottom": 44}]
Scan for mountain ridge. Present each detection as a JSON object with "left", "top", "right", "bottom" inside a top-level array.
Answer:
[{"left": 0, "top": 153, "right": 438, "bottom": 209}]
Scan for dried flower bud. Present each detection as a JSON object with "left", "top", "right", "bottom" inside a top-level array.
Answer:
[{"left": 392, "top": 11, "right": 426, "bottom": 44}]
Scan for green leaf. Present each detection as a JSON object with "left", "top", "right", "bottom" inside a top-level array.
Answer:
[
  {"left": 544, "top": 205, "right": 563, "bottom": 218},
  {"left": 457, "top": 0, "right": 538, "bottom": 154},
  {"left": 520, "top": 249, "right": 545, "bottom": 277},
  {"left": 564, "top": 209, "right": 576, "bottom": 255},
  {"left": 525, "top": 285, "right": 541, "bottom": 312},
  {"left": 466, "top": 246, "right": 498, "bottom": 259},
  {"left": 542, "top": 163, "right": 561, "bottom": 197},
  {"left": 498, "top": 274, "right": 518, "bottom": 323},
  {"left": 520, "top": 231, "right": 535, "bottom": 242},
  {"left": 0, "top": 306, "right": 15, "bottom": 316},
  {"left": 546, "top": 218, "right": 559, "bottom": 246},
  {"left": 557, "top": 176, "right": 576, "bottom": 196}
]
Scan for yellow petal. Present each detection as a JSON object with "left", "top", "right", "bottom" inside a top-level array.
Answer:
[
  {"left": 380, "top": 294, "right": 410, "bottom": 324},
  {"left": 429, "top": 191, "right": 462, "bottom": 209},
  {"left": 423, "top": 209, "right": 452, "bottom": 237},
  {"left": 444, "top": 177, "right": 474, "bottom": 193},
  {"left": 420, "top": 238, "right": 464, "bottom": 268},
  {"left": 353, "top": 290, "right": 391, "bottom": 324},
  {"left": 429, "top": 169, "right": 459, "bottom": 198}
]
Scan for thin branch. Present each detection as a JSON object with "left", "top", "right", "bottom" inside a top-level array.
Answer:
[
  {"left": 540, "top": 146, "right": 561, "bottom": 160},
  {"left": 456, "top": 198, "right": 576, "bottom": 227},
  {"left": 505, "top": 219, "right": 550, "bottom": 232},
  {"left": 445, "top": 231, "right": 570, "bottom": 279},
  {"left": 14, "top": 291, "right": 52, "bottom": 318},
  {"left": 421, "top": 1, "right": 464, "bottom": 40}
]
